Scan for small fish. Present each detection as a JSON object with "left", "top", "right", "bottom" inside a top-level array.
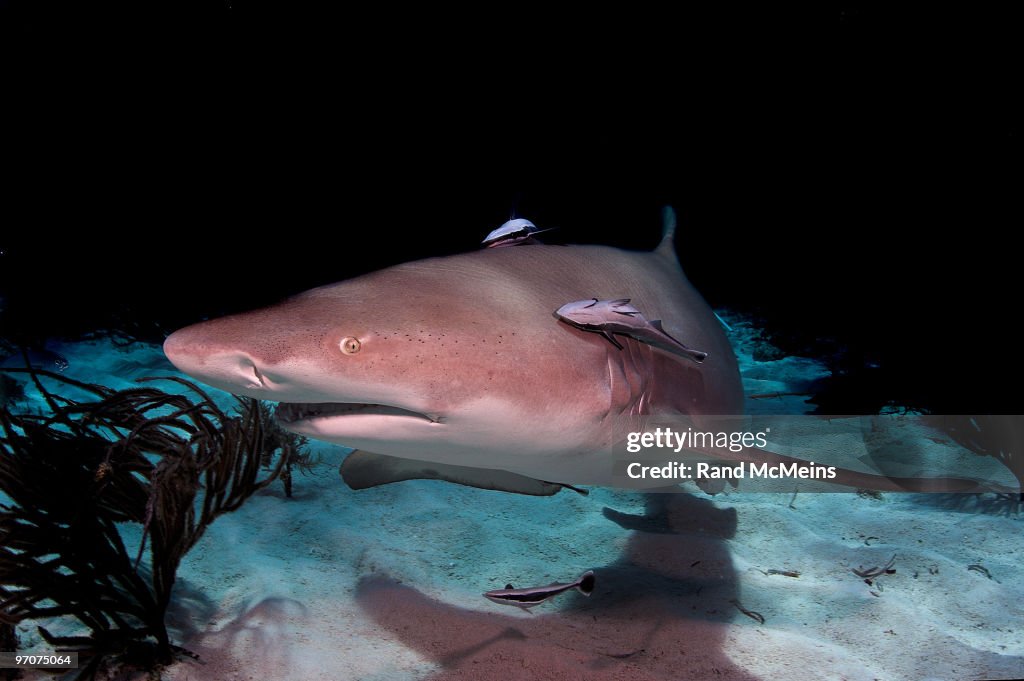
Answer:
[
  {"left": 484, "top": 570, "right": 596, "bottom": 610},
  {"left": 554, "top": 298, "right": 708, "bottom": 364},
  {"left": 481, "top": 218, "right": 553, "bottom": 248}
]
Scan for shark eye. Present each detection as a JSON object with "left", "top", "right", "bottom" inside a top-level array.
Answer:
[{"left": 340, "top": 337, "right": 362, "bottom": 355}]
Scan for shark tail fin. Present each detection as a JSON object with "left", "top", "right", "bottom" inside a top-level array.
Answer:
[
  {"left": 576, "top": 570, "right": 596, "bottom": 596},
  {"left": 656, "top": 205, "right": 677, "bottom": 257}
]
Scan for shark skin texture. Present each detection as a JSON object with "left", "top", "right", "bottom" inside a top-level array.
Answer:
[
  {"left": 163, "top": 209, "right": 1007, "bottom": 496},
  {"left": 163, "top": 208, "right": 737, "bottom": 491}
]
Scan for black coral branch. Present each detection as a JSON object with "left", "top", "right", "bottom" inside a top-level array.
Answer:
[{"left": 0, "top": 371, "right": 296, "bottom": 677}]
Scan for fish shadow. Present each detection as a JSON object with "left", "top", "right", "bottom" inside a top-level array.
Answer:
[{"left": 355, "top": 493, "right": 760, "bottom": 680}]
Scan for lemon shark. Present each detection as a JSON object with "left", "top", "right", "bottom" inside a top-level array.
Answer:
[{"left": 163, "top": 208, "right": 1005, "bottom": 496}]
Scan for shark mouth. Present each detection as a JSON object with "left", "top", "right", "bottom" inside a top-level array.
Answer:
[{"left": 275, "top": 402, "right": 436, "bottom": 424}]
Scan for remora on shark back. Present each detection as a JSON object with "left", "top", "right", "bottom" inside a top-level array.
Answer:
[{"left": 163, "top": 208, "right": 1003, "bottom": 495}]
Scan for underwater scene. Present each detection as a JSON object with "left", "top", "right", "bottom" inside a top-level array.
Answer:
[
  {"left": 2, "top": 203, "right": 1022, "bottom": 681},
  {"left": 2, "top": 7, "right": 1021, "bottom": 680}
]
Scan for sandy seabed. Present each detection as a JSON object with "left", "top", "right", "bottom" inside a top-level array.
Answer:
[{"left": 8, "top": 324, "right": 1023, "bottom": 681}]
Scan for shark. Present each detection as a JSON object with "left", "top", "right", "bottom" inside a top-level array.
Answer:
[{"left": 163, "top": 208, "right": 1008, "bottom": 496}]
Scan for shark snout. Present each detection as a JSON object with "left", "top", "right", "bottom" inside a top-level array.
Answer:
[{"left": 163, "top": 324, "right": 268, "bottom": 396}]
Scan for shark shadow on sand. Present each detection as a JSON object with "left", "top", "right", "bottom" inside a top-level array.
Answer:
[
  {"left": 355, "top": 491, "right": 1024, "bottom": 680},
  {"left": 354, "top": 494, "right": 759, "bottom": 681}
]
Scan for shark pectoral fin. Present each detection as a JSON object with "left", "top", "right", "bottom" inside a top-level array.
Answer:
[{"left": 339, "top": 450, "right": 565, "bottom": 496}]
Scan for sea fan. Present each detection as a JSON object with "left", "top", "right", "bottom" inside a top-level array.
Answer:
[{"left": 0, "top": 369, "right": 297, "bottom": 678}]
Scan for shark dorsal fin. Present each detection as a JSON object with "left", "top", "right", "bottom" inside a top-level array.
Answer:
[{"left": 656, "top": 205, "right": 677, "bottom": 257}]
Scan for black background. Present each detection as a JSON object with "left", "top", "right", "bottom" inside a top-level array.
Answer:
[{"left": 1, "top": 5, "right": 1019, "bottom": 412}]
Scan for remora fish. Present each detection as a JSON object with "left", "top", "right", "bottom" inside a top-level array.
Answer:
[
  {"left": 554, "top": 297, "right": 709, "bottom": 364},
  {"left": 163, "top": 206, "right": 1007, "bottom": 495},
  {"left": 481, "top": 218, "right": 552, "bottom": 248},
  {"left": 484, "top": 570, "right": 596, "bottom": 610}
]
